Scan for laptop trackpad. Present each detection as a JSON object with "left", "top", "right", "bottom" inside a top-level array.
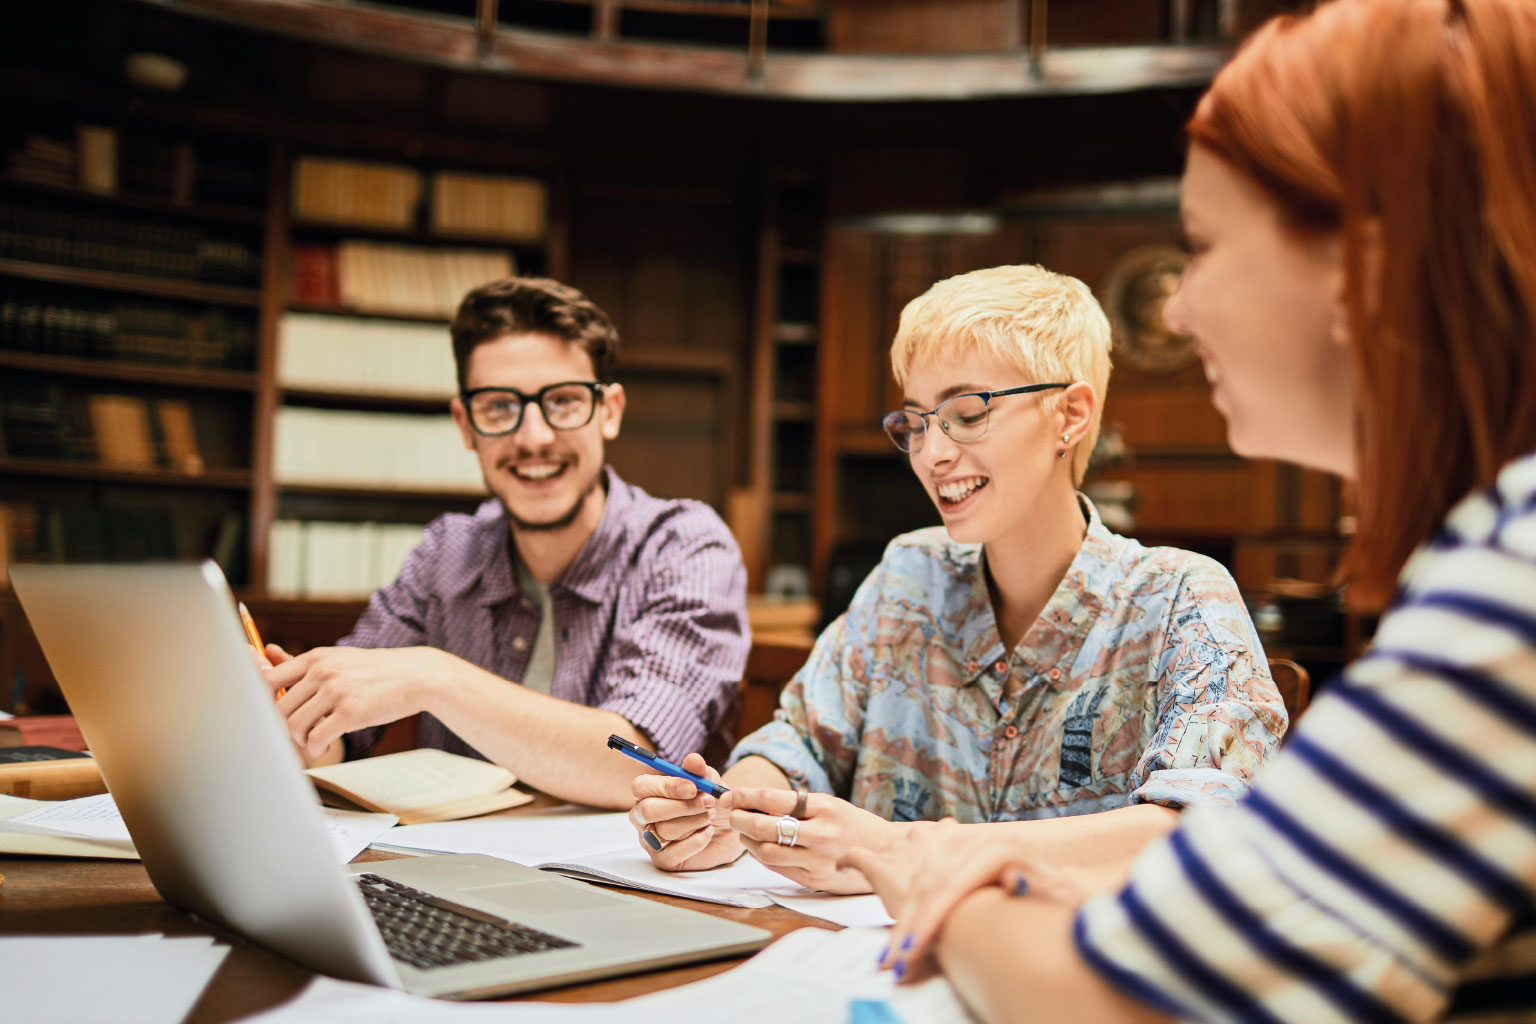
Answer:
[{"left": 464, "top": 880, "right": 626, "bottom": 914}]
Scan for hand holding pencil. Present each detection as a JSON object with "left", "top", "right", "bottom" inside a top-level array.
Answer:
[{"left": 237, "top": 602, "right": 285, "bottom": 701}]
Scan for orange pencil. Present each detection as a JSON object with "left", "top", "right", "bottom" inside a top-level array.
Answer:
[{"left": 238, "top": 602, "right": 285, "bottom": 702}]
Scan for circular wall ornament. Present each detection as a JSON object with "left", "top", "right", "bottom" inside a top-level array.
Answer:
[{"left": 1101, "top": 245, "right": 1197, "bottom": 374}]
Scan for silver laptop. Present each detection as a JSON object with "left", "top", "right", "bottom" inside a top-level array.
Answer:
[{"left": 9, "top": 560, "right": 770, "bottom": 999}]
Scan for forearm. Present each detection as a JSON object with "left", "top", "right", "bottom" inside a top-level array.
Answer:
[
  {"left": 986, "top": 803, "right": 1179, "bottom": 873},
  {"left": 721, "top": 754, "right": 792, "bottom": 790},
  {"left": 423, "top": 656, "right": 651, "bottom": 808},
  {"left": 937, "top": 889, "right": 1169, "bottom": 1024}
]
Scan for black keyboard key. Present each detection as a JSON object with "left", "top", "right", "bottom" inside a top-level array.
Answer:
[{"left": 354, "top": 873, "right": 579, "bottom": 971}]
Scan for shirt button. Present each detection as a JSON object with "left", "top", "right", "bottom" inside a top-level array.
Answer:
[
  {"left": 520, "top": 598, "right": 534, "bottom": 611},
  {"left": 1003, "top": 725, "right": 1019, "bottom": 739},
  {"left": 967, "top": 659, "right": 979, "bottom": 672},
  {"left": 1049, "top": 668, "right": 1062, "bottom": 680},
  {"left": 512, "top": 636, "right": 528, "bottom": 652},
  {"left": 993, "top": 660, "right": 1007, "bottom": 674}
]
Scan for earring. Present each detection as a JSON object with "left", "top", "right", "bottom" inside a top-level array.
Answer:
[{"left": 1058, "top": 434, "right": 1071, "bottom": 460}]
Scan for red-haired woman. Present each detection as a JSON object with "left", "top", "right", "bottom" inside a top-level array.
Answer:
[{"left": 846, "top": 1, "right": 1536, "bottom": 1020}]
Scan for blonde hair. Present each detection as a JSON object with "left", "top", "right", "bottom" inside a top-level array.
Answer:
[{"left": 890, "top": 264, "right": 1113, "bottom": 483}]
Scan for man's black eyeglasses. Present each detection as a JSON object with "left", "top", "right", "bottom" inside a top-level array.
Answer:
[
  {"left": 882, "top": 382, "right": 1072, "bottom": 453},
  {"left": 459, "top": 381, "right": 609, "bottom": 437}
]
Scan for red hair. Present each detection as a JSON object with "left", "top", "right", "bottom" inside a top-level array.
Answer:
[{"left": 1189, "top": 0, "right": 1536, "bottom": 609}]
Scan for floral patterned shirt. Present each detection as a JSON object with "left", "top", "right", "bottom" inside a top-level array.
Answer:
[{"left": 729, "top": 498, "right": 1286, "bottom": 821}]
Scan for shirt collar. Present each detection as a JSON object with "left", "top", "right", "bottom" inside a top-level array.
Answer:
[
  {"left": 957, "top": 493, "right": 1115, "bottom": 684},
  {"left": 464, "top": 466, "right": 627, "bottom": 608},
  {"left": 555, "top": 465, "right": 631, "bottom": 605}
]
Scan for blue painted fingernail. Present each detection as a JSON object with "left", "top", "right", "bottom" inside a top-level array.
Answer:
[
  {"left": 876, "top": 946, "right": 888, "bottom": 967},
  {"left": 899, "top": 933, "right": 914, "bottom": 952},
  {"left": 893, "top": 959, "right": 906, "bottom": 982},
  {"left": 1013, "top": 875, "right": 1030, "bottom": 896}
]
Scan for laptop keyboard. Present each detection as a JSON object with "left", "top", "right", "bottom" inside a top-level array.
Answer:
[{"left": 355, "top": 872, "right": 580, "bottom": 971}]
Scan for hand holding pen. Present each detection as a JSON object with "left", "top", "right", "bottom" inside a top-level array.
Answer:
[{"left": 614, "top": 737, "right": 742, "bottom": 872}]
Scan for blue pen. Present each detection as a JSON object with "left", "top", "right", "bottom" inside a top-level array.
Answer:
[{"left": 607, "top": 734, "right": 728, "bottom": 798}]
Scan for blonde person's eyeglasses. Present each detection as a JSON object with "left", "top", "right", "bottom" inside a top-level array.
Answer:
[{"left": 881, "top": 383, "right": 1071, "bottom": 453}]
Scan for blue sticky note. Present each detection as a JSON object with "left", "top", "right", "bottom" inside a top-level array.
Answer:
[{"left": 848, "top": 998, "right": 904, "bottom": 1024}]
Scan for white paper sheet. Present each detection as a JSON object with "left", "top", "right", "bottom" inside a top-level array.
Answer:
[
  {"left": 540, "top": 846, "right": 789, "bottom": 909},
  {"left": 1, "top": 933, "right": 229, "bottom": 1024},
  {"left": 375, "top": 805, "right": 636, "bottom": 863},
  {"left": 376, "top": 806, "right": 896, "bottom": 915},
  {"left": 0, "top": 793, "right": 139, "bottom": 857},
  {"left": 234, "top": 928, "right": 972, "bottom": 1024},
  {"left": 6, "top": 793, "right": 397, "bottom": 863},
  {"left": 761, "top": 889, "right": 896, "bottom": 929}
]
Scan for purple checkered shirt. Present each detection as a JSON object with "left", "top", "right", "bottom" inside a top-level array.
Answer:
[{"left": 340, "top": 466, "right": 750, "bottom": 763}]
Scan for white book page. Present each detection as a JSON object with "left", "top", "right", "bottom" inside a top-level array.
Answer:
[{"left": 7, "top": 792, "right": 395, "bottom": 863}]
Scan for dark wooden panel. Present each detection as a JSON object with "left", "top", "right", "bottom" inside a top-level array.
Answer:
[
  {"left": 1102, "top": 386, "right": 1229, "bottom": 452},
  {"left": 607, "top": 374, "right": 727, "bottom": 507},
  {"left": 828, "top": 0, "right": 1020, "bottom": 54}
]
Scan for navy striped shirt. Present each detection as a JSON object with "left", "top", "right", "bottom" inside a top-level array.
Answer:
[
  {"left": 1076, "top": 452, "right": 1536, "bottom": 1022},
  {"left": 340, "top": 466, "right": 750, "bottom": 763}
]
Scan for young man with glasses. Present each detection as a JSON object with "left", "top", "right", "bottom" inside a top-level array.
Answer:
[
  {"left": 628, "top": 264, "right": 1284, "bottom": 891},
  {"left": 262, "top": 277, "right": 750, "bottom": 808}
]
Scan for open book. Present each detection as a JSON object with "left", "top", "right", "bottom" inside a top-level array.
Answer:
[
  {"left": 305, "top": 749, "right": 532, "bottom": 825},
  {"left": 374, "top": 807, "right": 791, "bottom": 909}
]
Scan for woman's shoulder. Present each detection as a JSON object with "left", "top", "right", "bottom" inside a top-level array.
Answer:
[
  {"left": 1103, "top": 533, "right": 1244, "bottom": 604},
  {"left": 1397, "top": 451, "right": 1536, "bottom": 596},
  {"left": 866, "top": 527, "right": 981, "bottom": 593}
]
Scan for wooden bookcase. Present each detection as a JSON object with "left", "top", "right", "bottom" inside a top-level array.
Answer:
[
  {"left": 742, "top": 168, "right": 824, "bottom": 597},
  {"left": 0, "top": 116, "right": 269, "bottom": 589},
  {"left": 253, "top": 147, "right": 563, "bottom": 599}
]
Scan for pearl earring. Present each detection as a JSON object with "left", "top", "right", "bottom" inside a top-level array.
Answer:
[{"left": 1058, "top": 434, "right": 1071, "bottom": 460}]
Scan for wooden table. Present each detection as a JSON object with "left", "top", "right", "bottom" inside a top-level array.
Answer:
[{"left": 0, "top": 852, "right": 836, "bottom": 1022}]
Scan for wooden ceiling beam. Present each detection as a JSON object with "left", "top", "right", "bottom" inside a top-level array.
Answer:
[{"left": 136, "top": 0, "right": 1233, "bottom": 101}]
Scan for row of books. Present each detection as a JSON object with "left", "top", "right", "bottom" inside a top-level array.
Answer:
[
  {"left": 273, "top": 407, "right": 482, "bottom": 493},
  {"left": 0, "top": 500, "right": 244, "bottom": 579},
  {"left": 0, "top": 203, "right": 261, "bottom": 287},
  {"left": 0, "top": 384, "right": 228, "bottom": 473},
  {"left": 290, "top": 241, "right": 514, "bottom": 319},
  {"left": 292, "top": 157, "right": 546, "bottom": 241},
  {"left": 267, "top": 519, "right": 425, "bottom": 599},
  {"left": 0, "top": 500, "right": 173, "bottom": 568},
  {"left": 277, "top": 313, "right": 456, "bottom": 398},
  {"left": 0, "top": 286, "right": 256, "bottom": 370},
  {"left": 8, "top": 126, "right": 266, "bottom": 208}
]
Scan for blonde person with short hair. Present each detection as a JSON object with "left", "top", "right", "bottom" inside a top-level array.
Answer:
[{"left": 626, "top": 264, "right": 1286, "bottom": 893}]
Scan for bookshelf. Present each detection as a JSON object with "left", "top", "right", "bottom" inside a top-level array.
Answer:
[
  {"left": 256, "top": 149, "right": 562, "bottom": 599},
  {"left": 0, "top": 114, "right": 565, "bottom": 604},
  {"left": 743, "top": 169, "right": 825, "bottom": 599},
  {"left": 0, "top": 116, "right": 268, "bottom": 583}
]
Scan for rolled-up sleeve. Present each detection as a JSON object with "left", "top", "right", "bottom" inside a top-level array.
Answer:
[
  {"left": 728, "top": 563, "right": 881, "bottom": 796},
  {"left": 1130, "top": 566, "right": 1288, "bottom": 810},
  {"left": 597, "top": 520, "right": 750, "bottom": 763}
]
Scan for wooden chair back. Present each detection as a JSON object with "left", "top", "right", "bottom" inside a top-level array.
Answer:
[{"left": 1268, "top": 657, "right": 1312, "bottom": 723}]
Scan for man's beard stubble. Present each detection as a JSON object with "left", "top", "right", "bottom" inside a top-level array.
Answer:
[{"left": 506, "top": 464, "right": 604, "bottom": 533}]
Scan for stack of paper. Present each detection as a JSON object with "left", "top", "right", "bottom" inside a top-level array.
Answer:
[
  {"left": 2, "top": 934, "right": 229, "bottom": 1024},
  {"left": 234, "top": 928, "right": 974, "bottom": 1024},
  {"left": 375, "top": 806, "right": 895, "bottom": 927},
  {"left": 0, "top": 792, "right": 397, "bottom": 863}
]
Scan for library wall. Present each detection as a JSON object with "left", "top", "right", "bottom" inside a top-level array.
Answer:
[{"left": 0, "top": 0, "right": 1349, "bottom": 705}]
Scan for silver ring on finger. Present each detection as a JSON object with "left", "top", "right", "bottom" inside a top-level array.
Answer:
[
  {"left": 775, "top": 813, "right": 800, "bottom": 847},
  {"left": 791, "top": 788, "right": 809, "bottom": 819}
]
